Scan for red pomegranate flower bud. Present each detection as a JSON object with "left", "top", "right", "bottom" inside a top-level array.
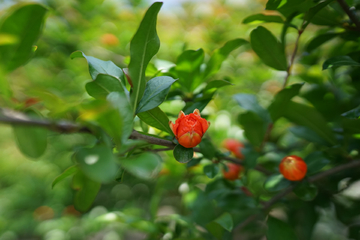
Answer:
[
  {"left": 223, "top": 139, "right": 244, "bottom": 159},
  {"left": 169, "top": 109, "right": 210, "bottom": 148},
  {"left": 222, "top": 163, "right": 244, "bottom": 181},
  {"left": 279, "top": 155, "right": 307, "bottom": 181}
]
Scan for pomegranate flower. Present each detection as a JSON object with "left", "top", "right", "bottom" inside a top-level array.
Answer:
[{"left": 169, "top": 109, "right": 210, "bottom": 148}]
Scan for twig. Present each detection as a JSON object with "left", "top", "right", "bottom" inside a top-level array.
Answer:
[
  {"left": 283, "top": 29, "right": 303, "bottom": 88},
  {"left": 337, "top": 0, "right": 360, "bottom": 32},
  {"left": 235, "top": 160, "right": 360, "bottom": 231},
  {"left": 0, "top": 108, "right": 271, "bottom": 174}
]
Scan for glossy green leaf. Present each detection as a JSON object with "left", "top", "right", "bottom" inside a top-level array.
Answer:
[
  {"left": 284, "top": 101, "right": 336, "bottom": 145},
  {"left": 204, "top": 38, "right": 248, "bottom": 78},
  {"left": 266, "top": 0, "right": 282, "bottom": 10},
  {"left": 305, "top": 33, "right": 338, "bottom": 53},
  {"left": 323, "top": 56, "right": 360, "bottom": 70},
  {"left": 72, "top": 171, "right": 101, "bottom": 212},
  {"left": 137, "top": 107, "right": 173, "bottom": 134},
  {"left": 302, "top": 0, "right": 335, "bottom": 29},
  {"left": 289, "top": 126, "right": 328, "bottom": 145},
  {"left": 70, "top": 51, "right": 125, "bottom": 85},
  {"left": 173, "top": 144, "right": 194, "bottom": 163},
  {"left": 52, "top": 165, "right": 78, "bottom": 189},
  {"left": 250, "top": 26, "right": 287, "bottom": 71},
  {"left": 304, "top": 151, "right": 330, "bottom": 174},
  {"left": 293, "top": 182, "right": 318, "bottom": 201},
  {"left": 174, "top": 48, "right": 204, "bottom": 91},
  {"left": 214, "top": 212, "right": 233, "bottom": 232},
  {"left": 199, "top": 138, "right": 216, "bottom": 160},
  {"left": 238, "top": 111, "right": 267, "bottom": 147},
  {"left": 120, "top": 152, "right": 162, "bottom": 179},
  {"left": 12, "top": 111, "right": 47, "bottom": 159},
  {"left": 234, "top": 93, "right": 271, "bottom": 121},
  {"left": 0, "top": 3, "right": 47, "bottom": 71},
  {"left": 204, "top": 164, "right": 219, "bottom": 179},
  {"left": 264, "top": 174, "right": 291, "bottom": 192},
  {"left": 75, "top": 144, "right": 118, "bottom": 183},
  {"left": 128, "top": 2, "right": 162, "bottom": 113},
  {"left": 267, "top": 216, "right": 298, "bottom": 240},
  {"left": 136, "top": 76, "right": 176, "bottom": 114},
  {"left": 85, "top": 74, "right": 126, "bottom": 100},
  {"left": 203, "top": 80, "right": 232, "bottom": 92},
  {"left": 243, "top": 14, "right": 284, "bottom": 24},
  {"left": 268, "top": 83, "right": 303, "bottom": 122}
]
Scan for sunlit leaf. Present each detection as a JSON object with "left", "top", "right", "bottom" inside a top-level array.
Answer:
[
  {"left": 243, "top": 14, "right": 284, "bottom": 24},
  {"left": 128, "top": 2, "right": 162, "bottom": 113},
  {"left": 136, "top": 76, "right": 176, "bottom": 114},
  {"left": 137, "top": 107, "right": 173, "bottom": 134},
  {"left": 0, "top": 3, "right": 47, "bottom": 71},
  {"left": 264, "top": 174, "right": 291, "bottom": 192}
]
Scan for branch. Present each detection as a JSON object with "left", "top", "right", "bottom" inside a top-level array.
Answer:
[
  {"left": 235, "top": 159, "right": 360, "bottom": 231},
  {"left": 0, "top": 108, "right": 270, "bottom": 174},
  {"left": 283, "top": 29, "right": 302, "bottom": 88},
  {"left": 337, "top": 0, "right": 360, "bottom": 32}
]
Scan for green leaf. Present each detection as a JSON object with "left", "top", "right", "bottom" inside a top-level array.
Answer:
[
  {"left": 341, "top": 105, "right": 360, "bottom": 119},
  {"left": 278, "top": 0, "right": 316, "bottom": 17},
  {"left": 137, "top": 107, "right": 173, "bottom": 134},
  {"left": 128, "top": 2, "right": 162, "bottom": 113},
  {"left": 284, "top": 101, "right": 336, "bottom": 145},
  {"left": 174, "top": 48, "right": 205, "bottom": 91},
  {"left": 0, "top": 3, "right": 47, "bottom": 71},
  {"left": 203, "top": 80, "right": 232, "bottom": 92},
  {"left": 52, "top": 165, "right": 78, "bottom": 189},
  {"left": 120, "top": 152, "right": 162, "bottom": 179},
  {"left": 12, "top": 111, "right": 47, "bottom": 158},
  {"left": 173, "top": 144, "right": 194, "bottom": 163},
  {"left": 243, "top": 14, "right": 284, "bottom": 24},
  {"left": 85, "top": 74, "right": 126, "bottom": 100},
  {"left": 183, "top": 98, "right": 212, "bottom": 115},
  {"left": 204, "top": 38, "right": 248, "bottom": 78},
  {"left": 304, "top": 151, "right": 330, "bottom": 174},
  {"left": 136, "top": 76, "right": 176, "bottom": 114},
  {"left": 238, "top": 111, "right": 268, "bottom": 147},
  {"left": 199, "top": 138, "right": 216, "bottom": 160},
  {"left": 264, "top": 174, "right": 291, "bottom": 192},
  {"left": 214, "top": 212, "right": 233, "bottom": 232},
  {"left": 204, "top": 164, "right": 219, "bottom": 179},
  {"left": 289, "top": 126, "right": 328, "bottom": 145},
  {"left": 309, "top": 4, "right": 343, "bottom": 27},
  {"left": 293, "top": 182, "right": 318, "bottom": 201},
  {"left": 75, "top": 144, "right": 118, "bottom": 183},
  {"left": 323, "top": 56, "right": 360, "bottom": 70},
  {"left": 268, "top": 83, "right": 303, "bottom": 122},
  {"left": 70, "top": 51, "right": 125, "bottom": 84},
  {"left": 250, "top": 26, "right": 288, "bottom": 71},
  {"left": 72, "top": 171, "right": 101, "bottom": 212},
  {"left": 305, "top": 33, "right": 338, "bottom": 53},
  {"left": 266, "top": 216, "right": 298, "bottom": 240},
  {"left": 266, "top": 0, "right": 282, "bottom": 10},
  {"left": 302, "top": 0, "right": 335, "bottom": 30}
]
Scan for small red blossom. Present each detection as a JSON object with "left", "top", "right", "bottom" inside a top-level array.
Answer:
[
  {"left": 223, "top": 139, "right": 244, "bottom": 159},
  {"left": 279, "top": 155, "right": 307, "bottom": 181},
  {"left": 222, "top": 163, "right": 244, "bottom": 181},
  {"left": 169, "top": 109, "right": 210, "bottom": 148}
]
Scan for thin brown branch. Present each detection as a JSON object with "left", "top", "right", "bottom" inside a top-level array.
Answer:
[
  {"left": 0, "top": 108, "right": 271, "bottom": 174},
  {"left": 283, "top": 30, "right": 302, "bottom": 88},
  {"left": 337, "top": 0, "right": 360, "bottom": 32},
  {"left": 235, "top": 160, "right": 360, "bottom": 231}
]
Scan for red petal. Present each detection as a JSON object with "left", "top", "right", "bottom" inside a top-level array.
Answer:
[{"left": 178, "top": 132, "right": 201, "bottom": 148}]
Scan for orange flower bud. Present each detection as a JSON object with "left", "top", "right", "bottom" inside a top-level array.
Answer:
[
  {"left": 223, "top": 139, "right": 244, "bottom": 159},
  {"left": 222, "top": 163, "right": 244, "bottom": 181},
  {"left": 169, "top": 109, "right": 210, "bottom": 148},
  {"left": 279, "top": 155, "right": 307, "bottom": 181}
]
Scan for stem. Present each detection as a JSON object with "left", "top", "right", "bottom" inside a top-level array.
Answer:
[
  {"left": 283, "top": 30, "right": 302, "bottom": 88},
  {"left": 337, "top": 0, "right": 360, "bottom": 32},
  {"left": 0, "top": 108, "right": 271, "bottom": 175}
]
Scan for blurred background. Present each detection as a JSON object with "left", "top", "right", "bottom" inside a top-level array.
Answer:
[{"left": 0, "top": 0, "right": 344, "bottom": 239}]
